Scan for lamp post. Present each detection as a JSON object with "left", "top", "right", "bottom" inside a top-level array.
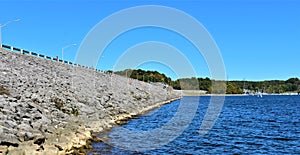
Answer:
[
  {"left": 0, "top": 19, "right": 21, "bottom": 47},
  {"left": 62, "top": 43, "right": 76, "bottom": 61},
  {"left": 126, "top": 69, "right": 128, "bottom": 78},
  {"left": 126, "top": 70, "right": 129, "bottom": 90}
]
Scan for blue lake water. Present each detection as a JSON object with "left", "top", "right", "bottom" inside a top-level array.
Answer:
[{"left": 88, "top": 95, "right": 300, "bottom": 154}]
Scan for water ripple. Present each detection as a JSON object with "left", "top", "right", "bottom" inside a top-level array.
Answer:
[{"left": 89, "top": 95, "right": 300, "bottom": 154}]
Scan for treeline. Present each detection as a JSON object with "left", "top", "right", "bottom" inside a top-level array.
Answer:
[
  {"left": 114, "top": 69, "right": 172, "bottom": 84},
  {"left": 113, "top": 69, "right": 300, "bottom": 94},
  {"left": 228, "top": 78, "right": 300, "bottom": 94}
]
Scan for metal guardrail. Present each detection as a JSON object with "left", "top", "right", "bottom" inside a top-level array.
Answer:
[
  {"left": 0, "top": 44, "right": 106, "bottom": 73},
  {"left": 0, "top": 44, "right": 164, "bottom": 89},
  {"left": 0, "top": 44, "right": 157, "bottom": 86}
]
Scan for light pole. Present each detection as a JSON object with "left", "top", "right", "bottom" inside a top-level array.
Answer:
[
  {"left": 126, "top": 70, "right": 129, "bottom": 90},
  {"left": 0, "top": 19, "right": 21, "bottom": 47},
  {"left": 126, "top": 70, "right": 129, "bottom": 78},
  {"left": 62, "top": 43, "right": 76, "bottom": 61}
]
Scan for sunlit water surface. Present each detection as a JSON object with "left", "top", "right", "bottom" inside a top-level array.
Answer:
[{"left": 88, "top": 95, "right": 300, "bottom": 154}]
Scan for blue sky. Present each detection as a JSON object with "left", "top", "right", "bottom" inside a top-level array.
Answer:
[{"left": 1, "top": 0, "right": 299, "bottom": 81}]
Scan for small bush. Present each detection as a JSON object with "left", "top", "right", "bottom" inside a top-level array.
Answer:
[
  {"left": 0, "top": 86, "right": 10, "bottom": 96},
  {"left": 71, "top": 107, "right": 79, "bottom": 116},
  {"left": 51, "top": 98, "right": 64, "bottom": 110}
]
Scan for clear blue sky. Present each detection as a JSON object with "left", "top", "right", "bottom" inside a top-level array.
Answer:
[{"left": 1, "top": 0, "right": 299, "bottom": 81}]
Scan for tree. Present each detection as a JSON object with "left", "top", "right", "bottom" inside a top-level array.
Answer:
[{"left": 287, "top": 78, "right": 299, "bottom": 84}]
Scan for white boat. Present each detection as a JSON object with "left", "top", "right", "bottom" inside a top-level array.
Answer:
[{"left": 256, "top": 90, "right": 263, "bottom": 98}]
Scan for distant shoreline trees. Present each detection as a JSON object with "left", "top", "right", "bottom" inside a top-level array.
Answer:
[{"left": 114, "top": 69, "right": 300, "bottom": 94}]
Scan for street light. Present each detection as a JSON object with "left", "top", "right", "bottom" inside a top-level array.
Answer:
[
  {"left": 126, "top": 70, "right": 128, "bottom": 78},
  {"left": 0, "top": 19, "right": 21, "bottom": 46},
  {"left": 62, "top": 43, "right": 76, "bottom": 61}
]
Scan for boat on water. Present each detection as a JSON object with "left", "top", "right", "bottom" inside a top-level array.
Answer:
[
  {"left": 256, "top": 91, "right": 263, "bottom": 98},
  {"left": 242, "top": 80, "right": 266, "bottom": 97}
]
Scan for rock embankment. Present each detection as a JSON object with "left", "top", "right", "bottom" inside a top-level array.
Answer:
[{"left": 0, "top": 48, "right": 181, "bottom": 155}]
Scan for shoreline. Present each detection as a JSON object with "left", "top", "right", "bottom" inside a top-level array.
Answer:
[
  {"left": 88, "top": 97, "right": 182, "bottom": 153},
  {"left": 112, "top": 97, "right": 182, "bottom": 125},
  {"left": 63, "top": 97, "right": 183, "bottom": 154}
]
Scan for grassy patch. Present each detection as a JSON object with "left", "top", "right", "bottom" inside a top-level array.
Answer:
[
  {"left": 51, "top": 98, "right": 65, "bottom": 110},
  {"left": 51, "top": 98, "right": 79, "bottom": 116},
  {"left": 70, "top": 107, "right": 79, "bottom": 116}
]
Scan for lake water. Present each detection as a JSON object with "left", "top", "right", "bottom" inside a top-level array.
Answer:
[{"left": 88, "top": 95, "right": 300, "bottom": 154}]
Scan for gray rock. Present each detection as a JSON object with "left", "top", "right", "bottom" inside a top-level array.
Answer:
[
  {"left": 32, "top": 113, "right": 42, "bottom": 120},
  {"left": 7, "top": 97, "right": 18, "bottom": 103},
  {"left": 0, "top": 48, "right": 181, "bottom": 152},
  {"left": 31, "top": 121, "right": 42, "bottom": 129},
  {"left": 24, "top": 91, "right": 31, "bottom": 98},
  {"left": 4, "top": 120, "right": 17, "bottom": 128},
  {"left": 30, "top": 93, "right": 38, "bottom": 100},
  {"left": 17, "top": 123, "right": 33, "bottom": 132},
  {"left": 0, "top": 133, "right": 20, "bottom": 144}
]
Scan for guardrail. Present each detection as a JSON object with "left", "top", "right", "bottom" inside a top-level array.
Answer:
[
  {"left": 0, "top": 44, "right": 106, "bottom": 73},
  {"left": 0, "top": 44, "right": 156, "bottom": 87}
]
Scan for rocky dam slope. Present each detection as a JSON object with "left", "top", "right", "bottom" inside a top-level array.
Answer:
[{"left": 0, "top": 48, "right": 181, "bottom": 154}]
